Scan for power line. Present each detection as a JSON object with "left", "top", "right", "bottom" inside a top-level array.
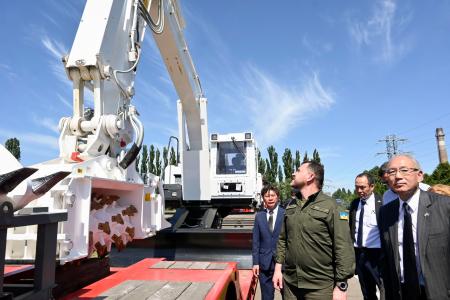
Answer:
[{"left": 377, "top": 134, "right": 408, "bottom": 159}]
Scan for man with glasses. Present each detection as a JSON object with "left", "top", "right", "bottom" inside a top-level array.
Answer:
[
  {"left": 381, "top": 161, "right": 430, "bottom": 205},
  {"left": 378, "top": 155, "right": 450, "bottom": 300}
]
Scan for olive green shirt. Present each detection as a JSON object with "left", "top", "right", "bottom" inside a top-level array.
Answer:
[{"left": 275, "top": 191, "right": 355, "bottom": 289}]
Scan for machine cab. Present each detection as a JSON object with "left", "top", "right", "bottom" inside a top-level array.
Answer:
[{"left": 210, "top": 132, "right": 262, "bottom": 208}]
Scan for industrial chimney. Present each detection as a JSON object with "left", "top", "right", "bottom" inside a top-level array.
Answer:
[{"left": 435, "top": 128, "right": 448, "bottom": 164}]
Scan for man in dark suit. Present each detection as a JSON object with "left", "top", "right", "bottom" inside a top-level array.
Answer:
[
  {"left": 349, "top": 172, "right": 384, "bottom": 300},
  {"left": 252, "top": 185, "right": 285, "bottom": 300},
  {"left": 379, "top": 154, "right": 450, "bottom": 300}
]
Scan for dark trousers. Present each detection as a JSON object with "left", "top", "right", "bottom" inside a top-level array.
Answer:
[
  {"left": 401, "top": 284, "right": 427, "bottom": 300},
  {"left": 283, "top": 280, "right": 333, "bottom": 300},
  {"left": 260, "top": 268, "right": 275, "bottom": 300},
  {"left": 355, "top": 247, "right": 384, "bottom": 300}
]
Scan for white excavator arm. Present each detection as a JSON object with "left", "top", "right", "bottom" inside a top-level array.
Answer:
[
  {"left": 149, "top": 0, "right": 211, "bottom": 201},
  {"left": 60, "top": 0, "right": 210, "bottom": 201}
]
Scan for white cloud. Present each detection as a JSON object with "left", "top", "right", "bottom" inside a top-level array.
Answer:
[
  {"left": 41, "top": 35, "right": 66, "bottom": 60},
  {"left": 32, "top": 116, "right": 59, "bottom": 134},
  {"left": 348, "top": 0, "right": 412, "bottom": 63},
  {"left": 238, "top": 67, "right": 335, "bottom": 148},
  {"left": 302, "top": 36, "right": 334, "bottom": 56},
  {"left": 0, "top": 129, "right": 58, "bottom": 150},
  {"left": 56, "top": 93, "right": 72, "bottom": 110},
  {"left": 0, "top": 63, "right": 18, "bottom": 80},
  {"left": 41, "top": 35, "right": 72, "bottom": 90}
]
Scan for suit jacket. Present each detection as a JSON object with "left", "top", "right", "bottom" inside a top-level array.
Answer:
[
  {"left": 349, "top": 194, "right": 383, "bottom": 245},
  {"left": 379, "top": 190, "right": 450, "bottom": 300},
  {"left": 252, "top": 206, "right": 285, "bottom": 271}
]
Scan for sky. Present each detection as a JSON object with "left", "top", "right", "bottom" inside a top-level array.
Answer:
[{"left": 1, "top": 0, "right": 450, "bottom": 192}]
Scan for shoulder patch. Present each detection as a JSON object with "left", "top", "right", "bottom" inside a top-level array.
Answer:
[
  {"left": 339, "top": 211, "right": 349, "bottom": 220},
  {"left": 311, "top": 205, "right": 329, "bottom": 214}
]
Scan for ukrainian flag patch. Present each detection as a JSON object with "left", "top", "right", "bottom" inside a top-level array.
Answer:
[{"left": 339, "top": 211, "right": 349, "bottom": 220}]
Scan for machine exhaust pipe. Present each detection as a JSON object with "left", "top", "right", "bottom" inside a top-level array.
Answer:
[{"left": 0, "top": 167, "right": 38, "bottom": 194}]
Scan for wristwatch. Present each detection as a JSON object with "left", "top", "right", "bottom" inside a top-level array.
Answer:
[{"left": 336, "top": 281, "right": 348, "bottom": 292}]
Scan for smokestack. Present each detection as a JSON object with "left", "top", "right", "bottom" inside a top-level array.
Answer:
[{"left": 435, "top": 128, "right": 448, "bottom": 164}]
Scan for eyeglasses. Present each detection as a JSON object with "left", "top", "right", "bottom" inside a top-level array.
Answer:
[{"left": 386, "top": 167, "right": 419, "bottom": 177}]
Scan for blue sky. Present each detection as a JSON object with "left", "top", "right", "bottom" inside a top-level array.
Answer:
[{"left": 1, "top": 0, "right": 449, "bottom": 192}]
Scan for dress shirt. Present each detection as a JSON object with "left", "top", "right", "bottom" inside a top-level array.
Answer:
[
  {"left": 353, "top": 193, "right": 381, "bottom": 248},
  {"left": 397, "top": 188, "right": 424, "bottom": 285},
  {"left": 266, "top": 204, "right": 279, "bottom": 225},
  {"left": 383, "top": 182, "right": 430, "bottom": 205}
]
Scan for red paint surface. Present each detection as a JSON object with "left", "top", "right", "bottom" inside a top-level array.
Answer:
[
  {"left": 238, "top": 269, "right": 257, "bottom": 300},
  {"left": 4, "top": 265, "right": 33, "bottom": 277},
  {"left": 62, "top": 258, "right": 240, "bottom": 300}
]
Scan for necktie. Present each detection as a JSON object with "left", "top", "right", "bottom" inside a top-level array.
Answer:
[
  {"left": 268, "top": 210, "right": 274, "bottom": 233},
  {"left": 402, "top": 202, "right": 420, "bottom": 299},
  {"left": 356, "top": 199, "right": 365, "bottom": 248}
]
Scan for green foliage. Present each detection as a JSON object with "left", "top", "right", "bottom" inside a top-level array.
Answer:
[
  {"left": 282, "top": 148, "right": 293, "bottom": 180},
  {"left": 303, "top": 151, "right": 309, "bottom": 163},
  {"left": 265, "top": 146, "right": 279, "bottom": 184},
  {"left": 332, "top": 188, "right": 355, "bottom": 209},
  {"left": 278, "top": 180, "right": 293, "bottom": 202},
  {"left": 140, "top": 145, "right": 148, "bottom": 175},
  {"left": 278, "top": 166, "right": 283, "bottom": 182},
  {"left": 155, "top": 149, "right": 161, "bottom": 176},
  {"left": 312, "top": 149, "right": 321, "bottom": 163},
  {"left": 5, "top": 138, "right": 20, "bottom": 161},
  {"left": 362, "top": 165, "right": 388, "bottom": 196},
  {"left": 162, "top": 147, "right": 168, "bottom": 169},
  {"left": 294, "top": 150, "right": 301, "bottom": 170},
  {"left": 257, "top": 149, "right": 266, "bottom": 175},
  {"left": 135, "top": 154, "right": 140, "bottom": 172},
  {"left": 170, "top": 147, "right": 177, "bottom": 165},
  {"left": 149, "top": 145, "right": 155, "bottom": 174},
  {"left": 423, "top": 162, "right": 450, "bottom": 185}
]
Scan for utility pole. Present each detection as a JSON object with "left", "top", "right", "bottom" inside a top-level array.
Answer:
[
  {"left": 377, "top": 134, "right": 408, "bottom": 160},
  {"left": 435, "top": 128, "right": 448, "bottom": 163}
]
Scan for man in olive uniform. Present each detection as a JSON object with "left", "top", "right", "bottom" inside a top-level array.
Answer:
[{"left": 273, "top": 161, "right": 355, "bottom": 300}]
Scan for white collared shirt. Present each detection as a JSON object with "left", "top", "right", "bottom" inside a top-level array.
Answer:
[
  {"left": 266, "top": 204, "right": 279, "bottom": 229},
  {"left": 397, "top": 188, "right": 424, "bottom": 285},
  {"left": 353, "top": 193, "right": 381, "bottom": 248},
  {"left": 383, "top": 182, "right": 430, "bottom": 205}
]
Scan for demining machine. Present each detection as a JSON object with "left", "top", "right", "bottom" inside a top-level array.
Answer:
[{"left": 0, "top": 0, "right": 262, "bottom": 298}]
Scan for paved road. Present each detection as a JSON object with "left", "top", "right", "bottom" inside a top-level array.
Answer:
[{"left": 255, "top": 276, "right": 363, "bottom": 299}]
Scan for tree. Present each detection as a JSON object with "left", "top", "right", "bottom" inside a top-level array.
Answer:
[
  {"left": 162, "top": 147, "right": 168, "bottom": 169},
  {"left": 282, "top": 148, "right": 293, "bottom": 181},
  {"left": 294, "top": 150, "right": 301, "bottom": 170},
  {"left": 303, "top": 151, "right": 309, "bottom": 163},
  {"left": 312, "top": 149, "right": 321, "bottom": 164},
  {"left": 278, "top": 166, "right": 283, "bottom": 182},
  {"left": 362, "top": 166, "right": 388, "bottom": 196},
  {"left": 148, "top": 145, "right": 155, "bottom": 174},
  {"left": 332, "top": 188, "right": 355, "bottom": 209},
  {"left": 424, "top": 162, "right": 450, "bottom": 185},
  {"left": 140, "top": 145, "right": 148, "bottom": 176},
  {"left": 170, "top": 147, "right": 177, "bottom": 165},
  {"left": 155, "top": 148, "right": 162, "bottom": 176},
  {"left": 257, "top": 149, "right": 266, "bottom": 175},
  {"left": 5, "top": 138, "right": 20, "bottom": 161},
  {"left": 135, "top": 154, "right": 140, "bottom": 172},
  {"left": 265, "top": 146, "right": 278, "bottom": 184}
]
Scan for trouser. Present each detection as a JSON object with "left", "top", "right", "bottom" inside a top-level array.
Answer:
[
  {"left": 355, "top": 247, "right": 384, "bottom": 300},
  {"left": 401, "top": 284, "right": 427, "bottom": 300},
  {"left": 282, "top": 280, "right": 333, "bottom": 300},
  {"left": 260, "top": 268, "right": 275, "bottom": 300}
]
